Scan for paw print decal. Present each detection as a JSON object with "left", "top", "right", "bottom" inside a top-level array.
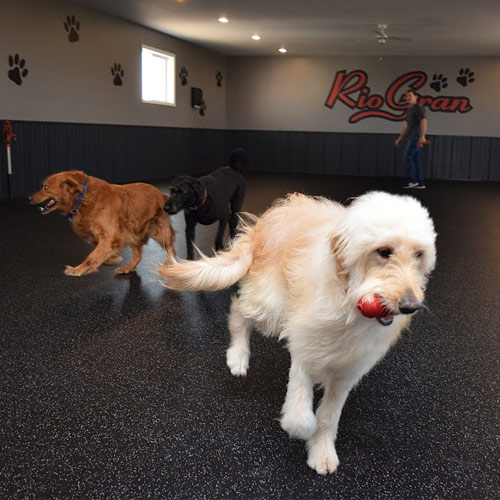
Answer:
[
  {"left": 429, "top": 74, "right": 448, "bottom": 92},
  {"left": 64, "top": 15, "right": 80, "bottom": 42},
  {"left": 216, "top": 71, "right": 223, "bottom": 87},
  {"left": 456, "top": 68, "right": 475, "bottom": 87},
  {"left": 111, "top": 63, "right": 124, "bottom": 86},
  {"left": 8, "top": 54, "right": 29, "bottom": 86},
  {"left": 179, "top": 66, "right": 188, "bottom": 86},
  {"left": 199, "top": 101, "right": 207, "bottom": 117}
]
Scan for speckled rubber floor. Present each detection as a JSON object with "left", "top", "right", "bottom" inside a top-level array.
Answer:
[{"left": 1, "top": 173, "right": 499, "bottom": 499}]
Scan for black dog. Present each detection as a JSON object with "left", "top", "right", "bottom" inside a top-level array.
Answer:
[{"left": 164, "top": 149, "right": 247, "bottom": 259}]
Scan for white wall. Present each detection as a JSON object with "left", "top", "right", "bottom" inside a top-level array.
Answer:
[
  {"left": 1, "top": 0, "right": 226, "bottom": 128},
  {"left": 3, "top": 1, "right": 500, "bottom": 139},
  {"left": 226, "top": 56, "right": 500, "bottom": 137}
]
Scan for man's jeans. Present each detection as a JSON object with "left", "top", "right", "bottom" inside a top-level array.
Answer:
[{"left": 404, "top": 140, "right": 424, "bottom": 185}]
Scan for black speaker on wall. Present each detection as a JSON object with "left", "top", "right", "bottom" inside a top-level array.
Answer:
[{"left": 191, "top": 87, "right": 203, "bottom": 108}]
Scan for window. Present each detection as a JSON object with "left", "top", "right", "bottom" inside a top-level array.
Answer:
[{"left": 141, "top": 45, "right": 175, "bottom": 106}]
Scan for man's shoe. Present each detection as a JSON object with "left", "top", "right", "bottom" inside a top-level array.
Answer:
[
  {"left": 415, "top": 184, "right": 426, "bottom": 189},
  {"left": 403, "top": 182, "right": 418, "bottom": 189}
]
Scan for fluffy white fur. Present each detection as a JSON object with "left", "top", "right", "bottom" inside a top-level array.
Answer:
[{"left": 158, "top": 191, "right": 437, "bottom": 474}]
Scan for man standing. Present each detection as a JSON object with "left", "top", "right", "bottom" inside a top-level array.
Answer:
[{"left": 395, "top": 89, "right": 428, "bottom": 189}]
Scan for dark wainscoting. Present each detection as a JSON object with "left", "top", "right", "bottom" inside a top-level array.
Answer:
[
  {"left": 226, "top": 130, "right": 500, "bottom": 183},
  {"left": 1, "top": 121, "right": 498, "bottom": 198},
  {"left": 0, "top": 121, "right": 227, "bottom": 198}
]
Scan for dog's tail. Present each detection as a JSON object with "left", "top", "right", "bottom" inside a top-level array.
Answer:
[
  {"left": 228, "top": 148, "right": 247, "bottom": 172},
  {"left": 158, "top": 225, "right": 254, "bottom": 292}
]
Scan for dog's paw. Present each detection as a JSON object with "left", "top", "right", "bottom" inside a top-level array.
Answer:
[
  {"left": 307, "top": 438, "right": 339, "bottom": 475},
  {"left": 64, "top": 265, "right": 85, "bottom": 276},
  {"left": 226, "top": 345, "right": 249, "bottom": 376},
  {"left": 115, "top": 265, "right": 135, "bottom": 275},
  {"left": 280, "top": 410, "right": 317, "bottom": 440}
]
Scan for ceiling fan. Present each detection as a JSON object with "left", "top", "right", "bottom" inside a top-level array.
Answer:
[{"left": 375, "top": 24, "right": 413, "bottom": 44}]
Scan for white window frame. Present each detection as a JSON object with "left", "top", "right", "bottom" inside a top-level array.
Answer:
[{"left": 141, "top": 45, "right": 176, "bottom": 107}]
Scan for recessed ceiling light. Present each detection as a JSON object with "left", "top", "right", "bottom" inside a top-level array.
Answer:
[
  {"left": 278, "top": 47, "right": 287, "bottom": 53},
  {"left": 218, "top": 16, "right": 229, "bottom": 23},
  {"left": 251, "top": 34, "right": 261, "bottom": 41}
]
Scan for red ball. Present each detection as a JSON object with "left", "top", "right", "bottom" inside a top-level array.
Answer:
[{"left": 357, "top": 294, "right": 390, "bottom": 318}]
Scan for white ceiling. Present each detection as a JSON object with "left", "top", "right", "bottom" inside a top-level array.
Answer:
[{"left": 73, "top": 0, "right": 500, "bottom": 57}]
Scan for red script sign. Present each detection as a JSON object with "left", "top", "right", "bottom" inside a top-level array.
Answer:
[{"left": 325, "top": 70, "right": 473, "bottom": 123}]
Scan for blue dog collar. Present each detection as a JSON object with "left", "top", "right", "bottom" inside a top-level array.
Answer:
[{"left": 67, "top": 182, "right": 88, "bottom": 222}]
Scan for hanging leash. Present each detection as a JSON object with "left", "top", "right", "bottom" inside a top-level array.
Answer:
[
  {"left": 67, "top": 182, "right": 88, "bottom": 222},
  {"left": 3, "top": 121, "right": 16, "bottom": 175},
  {"left": 3, "top": 121, "right": 16, "bottom": 198}
]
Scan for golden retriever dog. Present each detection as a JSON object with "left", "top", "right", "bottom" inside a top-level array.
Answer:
[
  {"left": 158, "top": 191, "right": 436, "bottom": 474},
  {"left": 29, "top": 170, "right": 175, "bottom": 276}
]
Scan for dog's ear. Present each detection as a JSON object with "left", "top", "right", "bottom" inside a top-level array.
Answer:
[
  {"left": 63, "top": 170, "right": 89, "bottom": 194},
  {"left": 170, "top": 176, "right": 193, "bottom": 191},
  {"left": 330, "top": 233, "right": 349, "bottom": 286},
  {"left": 189, "top": 179, "right": 205, "bottom": 202}
]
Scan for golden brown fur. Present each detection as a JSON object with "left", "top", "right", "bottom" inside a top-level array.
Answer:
[{"left": 30, "top": 170, "right": 175, "bottom": 276}]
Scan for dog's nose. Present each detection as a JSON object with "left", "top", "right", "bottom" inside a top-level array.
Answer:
[
  {"left": 398, "top": 294, "right": 423, "bottom": 314},
  {"left": 164, "top": 201, "right": 179, "bottom": 214}
]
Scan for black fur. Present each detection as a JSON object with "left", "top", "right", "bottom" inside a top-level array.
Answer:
[{"left": 164, "top": 149, "right": 247, "bottom": 259}]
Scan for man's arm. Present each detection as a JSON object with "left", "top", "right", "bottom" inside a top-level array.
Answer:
[
  {"left": 419, "top": 118, "right": 427, "bottom": 143},
  {"left": 395, "top": 123, "right": 407, "bottom": 147}
]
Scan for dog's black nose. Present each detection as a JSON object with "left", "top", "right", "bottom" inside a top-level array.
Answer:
[
  {"left": 398, "top": 295, "right": 423, "bottom": 314},
  {"left": 164, "top": 201, "right": 180, "bottom": 215}
]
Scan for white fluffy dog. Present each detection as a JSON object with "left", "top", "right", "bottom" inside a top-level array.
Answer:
[{"left": 158, "top": 191, "right": 437, "bottom": 474}]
